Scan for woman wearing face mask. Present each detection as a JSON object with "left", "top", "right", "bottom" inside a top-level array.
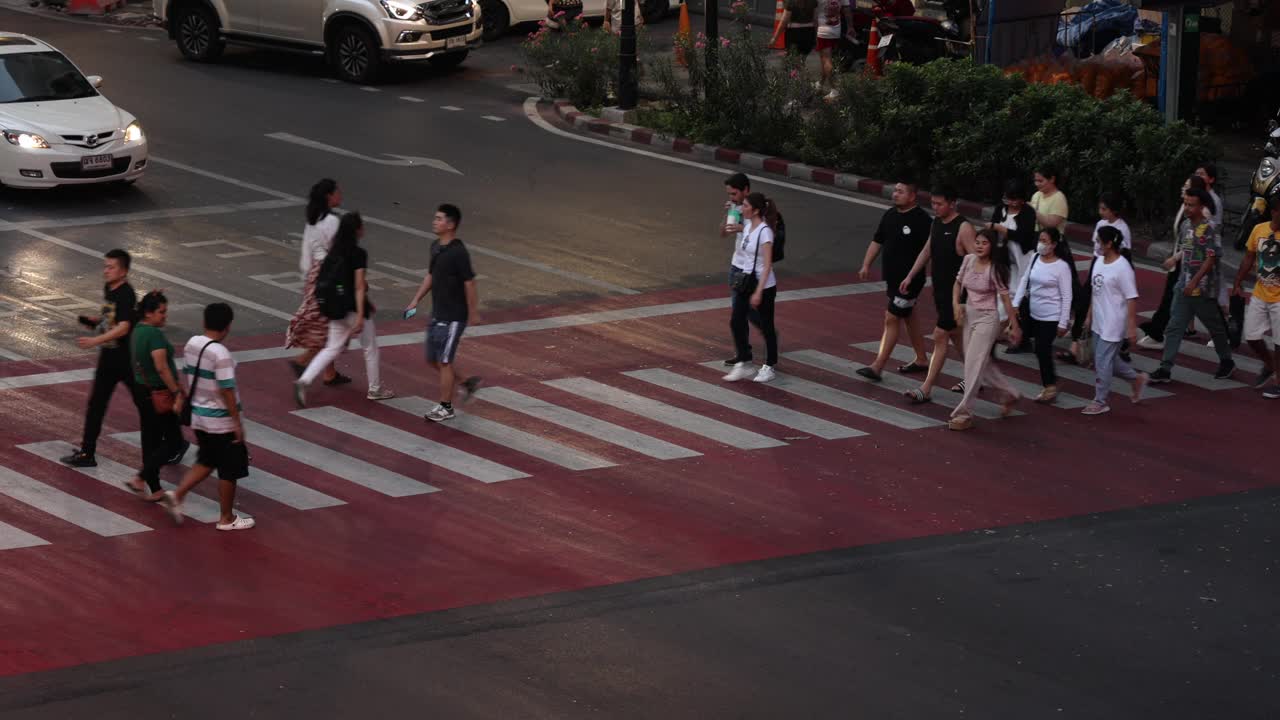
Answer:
[
  {"left": 723, "top": 192, "right": 779, "bottom": 384},
  {"left": 1083, "top": 226, "right": 1148, "bottom": 415},
  {"left": 992, "top": 179, "right": 1038, "bottom": 353},
  {"left": 949, "top": 228, "right": 1020, "bottom": 431},
  {"left": 1012, "top": 229, "right": 1075, "bottom": 403}
]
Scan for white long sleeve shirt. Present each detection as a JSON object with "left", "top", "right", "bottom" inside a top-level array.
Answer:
[
  {"left": 299, "top": 213, "right": 340, "bottom": 275},
  {"left": 1012, "top": 255, "right": 1074, "bottom": 328}
]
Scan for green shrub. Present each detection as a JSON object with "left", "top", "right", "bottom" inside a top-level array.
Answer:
[
  {"left": 638, "top": 43, "right": 1216, "bottom": 226},
  {"left": 522, "top": 19, "right": 620, "bottom": 111}
]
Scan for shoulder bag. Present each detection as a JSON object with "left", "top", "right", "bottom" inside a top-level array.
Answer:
[
  {"left": 180, "top": 340, "right": 219, "bottom": 428},
  {"left": 728, "top": 224, "right": 762, "bottom": 296}
]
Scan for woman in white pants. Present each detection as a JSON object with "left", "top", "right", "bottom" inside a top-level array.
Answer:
[{"left": 294, "top": 212, "right": 394, "bottom": 407}]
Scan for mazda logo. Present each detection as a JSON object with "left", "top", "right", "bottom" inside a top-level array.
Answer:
[{"left": 85, "top": 134, "right": 99, "bottom": 147}]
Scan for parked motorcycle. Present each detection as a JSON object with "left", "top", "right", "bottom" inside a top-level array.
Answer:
[
  {"left": 1234, "top": 108, "right": 1280, "bottom": 251},
  {"left": 838, "top": 0, "right": 981, "bottom": 71}
]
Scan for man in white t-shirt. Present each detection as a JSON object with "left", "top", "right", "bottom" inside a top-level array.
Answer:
[
  {"left": 602, "top": 0, "right": 642, "bottom": 34},
  {"left": 163, "top": 303, "right": 254, "bottom": 531}
]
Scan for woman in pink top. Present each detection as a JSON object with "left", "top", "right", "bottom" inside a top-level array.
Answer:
[{"left": 950, "top": 228, "right": 1021, "bottom": 430}]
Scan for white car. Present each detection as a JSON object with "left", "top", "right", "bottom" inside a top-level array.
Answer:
[
  {"left": 479, "top": 0, "right": 679, "bottom": 41},
  {"left": 0, "top": 34, "right": 147, "bottom": 189}
]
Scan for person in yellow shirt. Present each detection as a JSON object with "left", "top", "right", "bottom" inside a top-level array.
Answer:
[
  {"left": 1031, "top": 166, "right": 1078, "bottom": 361},
  {"left": 1233, "top": 192, "right": 1280, "bottom": 394}
]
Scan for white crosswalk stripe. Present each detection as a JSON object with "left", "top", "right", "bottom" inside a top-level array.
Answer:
[
  {"left": 544, "top": 378, "right": 786, "bottom": 450},
  {"left": 474, "top": 387, "right": 700, "bottom": 460},
  {"left": 112, "top": 433, "right": 346, "bottom": 510},
  {"left": 0, "top": 465, "right": 150, "bottom": 537},
  {"left": 19, "top": 441, "right": 224, "bottom": 524},
  {"left": 697, "top": 362, "right": 942, "bottom": 429},
  {"left": 385, "top": 396, "right": 617, "bottom": 471},
  {"left": 293, "top": 407, "right": 529, "bottom": 483},
  {"left": 852, "top": 343, "right": 1091, "bottom": 409},
  {"left": 626, "top": 369, "right": 866, "bottom": 439},
  {"left": 1118, "top": 350, "right": 1245, "bottom": 390},
  {"left": 243, "top": 420, "right": 440, "bottom": 497},
  {"left": 0, "top": 519, "right": 50, "bottom": 549},
  {"left": 1165, "top": 341, "right": 1264, "bottom": 375},
  {"left": 784, "top": 350, "right": 1015, "bottom": 420}
]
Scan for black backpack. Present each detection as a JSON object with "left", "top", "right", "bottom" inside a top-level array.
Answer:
[
  {"left": 314, "top": 251, "right": 352, "bottom": 320},
  {"left": 772, "top": 211, "right": 786, "bottom": 262}
]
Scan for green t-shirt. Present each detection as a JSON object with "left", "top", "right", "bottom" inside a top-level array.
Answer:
[{"left": 132, "top": 323, "right": 176, "bottom": 389}]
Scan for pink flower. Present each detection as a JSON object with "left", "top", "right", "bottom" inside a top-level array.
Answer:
[
  {"left": 789, "top": 69, "right": 799, "bottom": 79},
  {"left": 720, "top": 37, "right": 730, "bottom": 47},
  {"left": 694, "top": 40, "right": 706, "bottom": 49}
]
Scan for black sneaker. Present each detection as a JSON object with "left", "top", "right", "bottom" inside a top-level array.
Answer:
[
  {"left": 166, "top": 441, "right": 190, "bottom": 465},
  {"left": 60, "top": 449, "right": 97, "bottom": 468},
  {"left": 1213, "top": 359, "right": 1236, "bottom": 380},
  {"left": 460, "top": 376, "right": 483, "bottom": 404},
  {"left": 1148, "top": 368, "right": 1172, "bottom": 384}
]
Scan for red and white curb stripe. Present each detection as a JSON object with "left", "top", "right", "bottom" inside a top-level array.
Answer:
[{"left": 550, "top": 100, "right": 1121, "bottom": 254}]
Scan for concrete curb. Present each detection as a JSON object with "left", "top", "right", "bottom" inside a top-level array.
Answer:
[{"left": 550, "top": 100, "right": 1154, "bottom": 259}]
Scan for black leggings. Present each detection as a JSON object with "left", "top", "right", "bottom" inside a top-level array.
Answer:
[
  {"left": 1032, "top": 319, "right": 1060, "bottom": 386},
  {"left": 730, "top": 286, "right": 778, "bottom": 366},
  {"left": 1140, "top": 262, "right": 1180, "bottom": 341},
  {"left": 132, "top": 385, "right": 183, "bottom": 493}
]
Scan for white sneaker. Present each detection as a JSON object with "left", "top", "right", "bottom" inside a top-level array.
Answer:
[
  {"left": 752, "top": 365, "right": 776, "bottom": 383},
  {"left": 215, "top": 516, "right": 255, "bottom": 531},
  {"left": 723, "top": 362, "right": 754, "bottom": 382},
  {"left": 1207, "top": 339, "right": 1215, "bottom": 348},
  {"left": 1136, "top": 335, "right": 1164, "bottom": 350},
  {"left": 367, "top": 386, "right": 396, "bottom": 401}
]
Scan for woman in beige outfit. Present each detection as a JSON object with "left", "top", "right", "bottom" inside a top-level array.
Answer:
[{"left": 950, "top": 228, "right": 1021, "bottom": 430}]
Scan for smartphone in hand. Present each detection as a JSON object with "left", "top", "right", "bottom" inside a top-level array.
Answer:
[{"left": 403, "top": 308, "right": 417, "bottom": 320}]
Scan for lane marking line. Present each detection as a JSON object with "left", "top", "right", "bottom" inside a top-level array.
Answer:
[
  {"left": 400, "top": 96, "right": 424, "bottom": 103},
  {"left": 482, "top": 115, "right": 506, "bottom": 122},
  {"left": 441, "top": 105, "right": 463, "bottom": 111}
]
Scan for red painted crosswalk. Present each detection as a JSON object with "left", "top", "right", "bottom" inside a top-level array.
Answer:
[{"left": 0, "top": 270, "right": 1268, "bottom": 677}]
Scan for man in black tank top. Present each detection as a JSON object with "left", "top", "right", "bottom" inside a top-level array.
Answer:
[{"left": 897, "top": 187, "right": 976, "bottom": 402}]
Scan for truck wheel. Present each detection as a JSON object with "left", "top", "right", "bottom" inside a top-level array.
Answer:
[
  {"left": 175, "top": 3, "right": 225, "bottom": 61},
  {"left": 332, "top": 24, "right": 381, "bottom": 84},
  {"left": 480, "top": 0, "right": 509, "bottom": 41}
]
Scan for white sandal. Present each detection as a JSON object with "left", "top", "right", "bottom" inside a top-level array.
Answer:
[{"left": 215, "top": 516, "right": 255, "bottom": 531}]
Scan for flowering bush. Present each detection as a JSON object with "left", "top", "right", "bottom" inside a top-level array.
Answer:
[{"left": 522, "top": 17, "right": 621, "bottom": 110}]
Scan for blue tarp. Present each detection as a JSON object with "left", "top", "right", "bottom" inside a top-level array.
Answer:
[{"left": 1055, "top": 0, "right": 1139, "bottom": 58}]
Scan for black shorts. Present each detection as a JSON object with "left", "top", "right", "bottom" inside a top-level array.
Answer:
[
  {"left": 886, "top": 276, "right": 924, "bottom": 318},
  {"left": 426, "top": 320, "right": 466, "bottom": 365},
  {"left": 195, "top": 430, "right": 250, "bottom": 481},
  {"left": 933, "top": 283, "right": 958, "bottom": 332},
  {"left": 785, "top": 26, "right": 815, "bottom": 56}
]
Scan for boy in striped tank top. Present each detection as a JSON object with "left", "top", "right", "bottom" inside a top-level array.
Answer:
[{"left": 162, "top": 303, "right": 254, "bottom": 531}]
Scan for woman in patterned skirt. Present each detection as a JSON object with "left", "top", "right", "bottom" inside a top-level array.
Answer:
[{"left": 286, "top": 179, "right": 346, "bottom": 384}]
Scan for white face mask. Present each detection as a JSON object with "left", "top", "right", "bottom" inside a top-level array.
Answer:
[{"left": 1036, "top": 241, "right": 1053, "bottom": 257}]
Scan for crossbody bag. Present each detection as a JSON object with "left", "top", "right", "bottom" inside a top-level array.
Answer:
[
  {"left": 729, "top": 224, "right": 763, "bottom": 296},
  {"left": 179, "top": 339, "right": 219, "bottom": 427}
]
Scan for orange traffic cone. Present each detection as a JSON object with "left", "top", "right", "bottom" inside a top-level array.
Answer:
[
  {"left": 675, "top": 2, "right": 691, "bottom": 67},
  {"left": 866, "top": 18, "right": 882, "bottom": 76},
  {"left": 769, "top": 0, "right": 786, "bottom": 50}
]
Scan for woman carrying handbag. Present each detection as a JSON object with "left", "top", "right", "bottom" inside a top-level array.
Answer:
[
  {"left": 724, "top": 192, "right": 780, "bottom": 384},
  {"left": 127, "top": 291, "right": 185, "bottom": 501}
]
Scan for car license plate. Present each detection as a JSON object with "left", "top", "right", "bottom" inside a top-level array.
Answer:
[
  {"left": 81, "top": 154, "right": 113, "bottom": 172},
  {"left": 446, "top": 36, "right": 465, "bottom": 49}
]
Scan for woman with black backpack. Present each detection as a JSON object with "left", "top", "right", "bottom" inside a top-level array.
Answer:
[{"left": 294, "top": 212, "right": 394, "bottom": 407}]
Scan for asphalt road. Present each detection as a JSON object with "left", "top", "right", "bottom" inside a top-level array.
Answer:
[
  {"left": 0, "top": 7, "right": 873, "bottom": 361},
  {"left": 0, "top": 8, "right": 1276, "bottom": 719}
]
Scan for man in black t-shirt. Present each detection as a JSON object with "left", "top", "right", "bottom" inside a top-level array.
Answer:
[
  {"left": 857, "top": 182, "right": 933, "bottom": 380},
  {"left": 404, "top": 204, "right": 482, "bottom": 423},
  {"left": 896, "top": 187, "right": 976, "bottom": 402},
  {"left": 61, "top": 249, "right": 150, "bottom": 468}
]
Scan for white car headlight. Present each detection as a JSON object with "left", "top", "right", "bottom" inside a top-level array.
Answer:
[
  {"left": 380, "top": 0, "right": 423, "bottom": 20},
  {"left": 3, "top": 130, "right": 51, "bottom": 149},
  {"left": 125, "top": 121, "right": 144, "bottom": 142}
]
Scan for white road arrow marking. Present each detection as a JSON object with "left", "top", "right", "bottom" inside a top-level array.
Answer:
[{"left": 265, "top": 132, "right": 462, "bottom": 174}]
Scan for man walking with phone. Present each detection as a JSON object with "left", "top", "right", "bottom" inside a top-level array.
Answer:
[
  {"left": 405, "top": 204, "right": 482, "bottom": 422},
  {"left": 62, "top": 249, "right": 184, "bottom": 467}
]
